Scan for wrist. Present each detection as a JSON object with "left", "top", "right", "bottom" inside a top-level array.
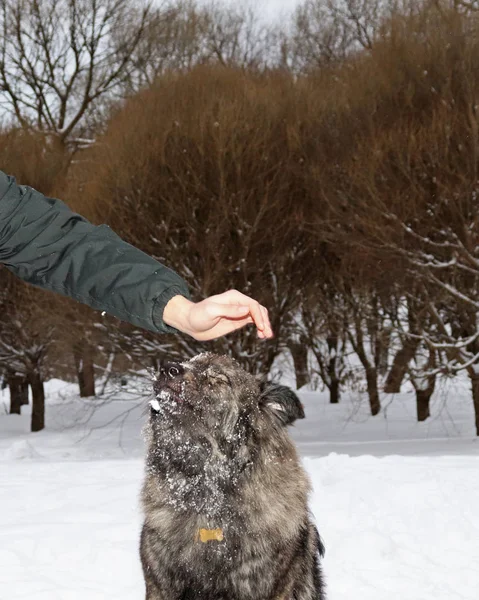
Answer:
[{"left": 163, "top": 295, "right": 194, "bottom": 334}]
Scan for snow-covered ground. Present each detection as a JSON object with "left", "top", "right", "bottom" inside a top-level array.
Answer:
[{"left": 1, "top": 375, "right": 479, "bottom": 599}]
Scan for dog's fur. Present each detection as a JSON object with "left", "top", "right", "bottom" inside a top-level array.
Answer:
[{"left": 140, "top": 352, "right": 325, "bottom": 600}]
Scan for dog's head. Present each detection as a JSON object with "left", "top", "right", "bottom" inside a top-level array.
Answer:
[{"left": 147, "top": 352, "right": 304, "bottom": 474}]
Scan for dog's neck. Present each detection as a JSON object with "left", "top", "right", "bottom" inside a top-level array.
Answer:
[{"left": 147, "top": 430, "right": 253, "bottom": 520}]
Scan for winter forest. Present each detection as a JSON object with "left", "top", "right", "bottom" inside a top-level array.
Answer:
[
  {"left": 2, "top": 1, "right": 479, "bottom": 599},
  {"left": 1, "top": 0, "right": 479, "bottom": 434}
]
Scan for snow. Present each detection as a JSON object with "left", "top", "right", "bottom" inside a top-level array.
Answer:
[
  {"left": 3, "top": 439, "right": 43, "bottom": 460},
  {"left": 150, "top": 399, "right": 161, "bottom": 412},
  {"left": 1, "top": 375, "right": 479, "bottom": 598}
]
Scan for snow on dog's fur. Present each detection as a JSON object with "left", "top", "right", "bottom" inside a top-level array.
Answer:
[{"left": 140, "top": 352, "right": 325, "bottom": 600}]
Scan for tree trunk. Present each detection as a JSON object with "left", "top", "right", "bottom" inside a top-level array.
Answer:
[
  {"left": 21, "top": 380, "right": 29, "bottom": 405},
  {"left": 262, "top": 343, "right": 280, "bottom": 378},
  {"left": 348, "top": 320, "right": 381, "bottom": 415},
  {"left": 469, "top": 372, "right": 479, "bottom": 436},
  {"left": 327, "top": 335, "right": 340, "bottom": 403},
  {"left": 29, "top": 372, "right": 45, "bottom": 432},
  {"left": 416, "top": 388, "right": 432, "bottom": 422},
  {"left": 329, "top": 378, "right": 340, "bottom": 404},
  {"left": 74, "top": 344, "right": 96, "bottom": 397},
  {"left": 366, "top": 367, "right": 381, "bottom": 416},
  {"left": 376, "top": 328, "right": 391, "bottom": 377},
  {"left": 8, "top": 375, "right": 24, "bottom": 415},
  {"left": 289, "top": 338, "right": 309, "bottom": 390},
  {"left": 384, "top": 340, "right": 419, "bottom": 394}
]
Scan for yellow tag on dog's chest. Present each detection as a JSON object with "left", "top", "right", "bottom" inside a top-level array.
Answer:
[{"left": 196, "top": 528, "right": 224, "bottom": 543}]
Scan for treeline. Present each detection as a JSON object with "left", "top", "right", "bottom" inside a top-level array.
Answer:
[{"left": 1, "top": 0, "right": 479, "bottom": 434}]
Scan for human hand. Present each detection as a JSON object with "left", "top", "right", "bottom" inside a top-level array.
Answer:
[{"left": 163, "top": 290, "right": 274, "bottom": 341}]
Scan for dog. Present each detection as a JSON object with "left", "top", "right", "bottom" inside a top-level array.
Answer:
[{"left": 140, "top": 352, "right": 325, "bottom": 599}]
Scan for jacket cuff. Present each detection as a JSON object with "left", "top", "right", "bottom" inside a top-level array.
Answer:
[{"left": 152, "top": 286, "right": 191, "bottom": 334}]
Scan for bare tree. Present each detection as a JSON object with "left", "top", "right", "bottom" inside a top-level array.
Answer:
[
  {"left": 408, "top": 344, "right": 436, "bottom": 421},
  {"left": 295, "top": 268, "right": 349, "bottom": 403},
  {"left": 384, "top": 295, "right": 421, "bottom": 393},
  {"left": 126, "top": 0, "right": 210, "bottom": 88},
  {"left": 306, "top": 320, "right": 348, "bottom": 404},
  {"left": 0, "top": 271, "right": 54, "bottom": 431},
  {"left": 325, "top": 0, "right": 386, "bottom": 50},
  {"left": 201, "top": 2, "right": 277, "bottom": 69},
  {"left": 0, "top": 0, "right": 150, "bottom": 143},
  {"left": 288, "top": 0, "right": 354, "bottom": 71},
  {"left": 66, "top": 66, "right": 313, "bottom": 374},
  {"left": 287, "top": 0, "right": 439, "bottom": 72},
  {"left": 344, "top": 290, "right": 390, "bottom": 415},
  {"left": 4, "top": 374, "right": 28, "bottom": 414}
]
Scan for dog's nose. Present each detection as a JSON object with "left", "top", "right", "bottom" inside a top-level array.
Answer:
[{"left": 160, "top": 362, "right": 184, "bottom": 380}]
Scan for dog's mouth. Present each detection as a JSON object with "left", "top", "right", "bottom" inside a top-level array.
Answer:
[
  {"left": 150, "top": 376, "right": 192, "bottom": 416},
  {"left": 152, "top": 361, "right": 190, "bottom": 406},
  {"left": 157, "top": 380, "right": 185, "bottom": 401},
  {"left": 150, "top": 389, "right": 182, "bottom": 418}
]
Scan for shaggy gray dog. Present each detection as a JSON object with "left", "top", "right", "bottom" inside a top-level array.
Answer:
[{"left": 140, "top": 352, "right": 325, "bottom": 600}]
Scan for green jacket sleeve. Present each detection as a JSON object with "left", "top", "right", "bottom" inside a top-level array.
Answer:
[{"left": 0, "top": 171, "right": 190, "bottom": 334}]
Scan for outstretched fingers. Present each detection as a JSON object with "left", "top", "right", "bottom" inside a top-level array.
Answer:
[{"left": 221, "top": 290, "right": 273, "bottom": 338}]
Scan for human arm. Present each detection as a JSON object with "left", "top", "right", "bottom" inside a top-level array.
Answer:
[
  {"left": 0, "top": 171, "right": 273, "bottom": 339},
  {"left": 0, "top": 170, "right": 189, "bottom": 333}
]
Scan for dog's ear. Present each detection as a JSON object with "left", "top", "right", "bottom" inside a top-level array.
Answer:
[{"left": 259, "top": 382, "right": 305, "bottom": 426}]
